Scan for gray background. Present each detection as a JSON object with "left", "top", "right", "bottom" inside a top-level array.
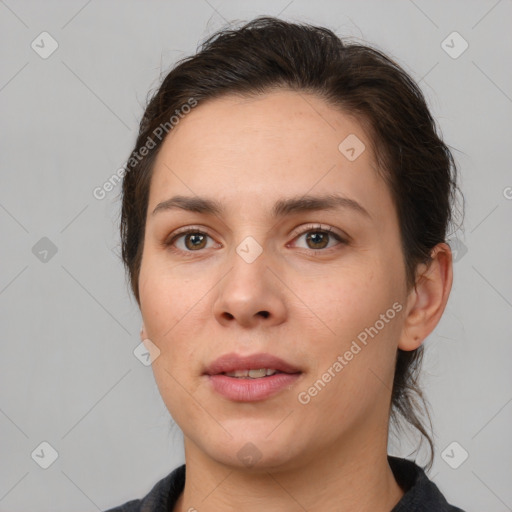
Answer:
[{"left": 1, "top": 1, "right": 511, "bottom": 511}]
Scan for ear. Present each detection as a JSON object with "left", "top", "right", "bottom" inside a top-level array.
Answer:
[
  {"left": 140, "top": 322, "right": 147, "bottom": 341},
  {"left": 398, "top": 242, "right": 453, "bottom": 351}
]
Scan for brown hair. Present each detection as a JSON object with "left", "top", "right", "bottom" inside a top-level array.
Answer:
[{"left": 119, "top": 16, "right": 463, "bottom": 470}]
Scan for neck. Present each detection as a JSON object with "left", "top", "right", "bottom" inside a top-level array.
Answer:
[{"left": 173, "top": 424, "right": 404, "bottom": 512}]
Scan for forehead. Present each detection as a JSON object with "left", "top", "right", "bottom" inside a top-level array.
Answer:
[{"left": 148, "top": 90, "right": 391, "bottom": 222}]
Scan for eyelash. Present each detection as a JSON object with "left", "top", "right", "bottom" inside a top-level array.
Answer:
[{"left": 164, "top": 223, "right": 348, "bottom": 256}]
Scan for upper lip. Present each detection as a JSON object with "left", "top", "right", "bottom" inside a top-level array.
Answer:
[{"left": 203, "top": 352, "right": 302, "bottom": 375}]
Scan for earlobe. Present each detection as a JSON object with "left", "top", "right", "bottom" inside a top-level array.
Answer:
[
  {"left": 140, "top": 323, "right": 147, "bottom": 341},
  {"left": 398, "top": 243, "right": 453, "bottom": 351}
]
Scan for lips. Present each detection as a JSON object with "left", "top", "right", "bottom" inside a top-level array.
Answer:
[
  {"left": 203, "top": 352, "right": 303, "bottom": 401},
  {"left": 203, "top": 352, "right": 302, "bottom": 376}
]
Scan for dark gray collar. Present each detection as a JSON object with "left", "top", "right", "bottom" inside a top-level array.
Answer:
[{"left": 104, "top": 456, "right": 465, "bottom": 511}]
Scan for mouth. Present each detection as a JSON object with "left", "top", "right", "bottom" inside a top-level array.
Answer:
[
  {"left": 222, "top": 368, "right": 288, "bottom": 378},
  {"left": 203, "top": 352, "right": 303, "bottom": 402},
  {"left": 203, "top": 352, "right": 302, "bottom": 377}
]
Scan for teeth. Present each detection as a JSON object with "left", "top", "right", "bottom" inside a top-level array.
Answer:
[{"left": 224, "top": 368, "right": 279, "bottom": 378}]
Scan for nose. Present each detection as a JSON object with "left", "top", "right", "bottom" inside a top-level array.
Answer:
[{"left": 212, "top": 243, "right": 287, "bottom": 329}]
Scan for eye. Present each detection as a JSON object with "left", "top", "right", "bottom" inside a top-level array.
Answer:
[
  {"left": 166, "top": 228, "right": 218, "bottom": 253},
  {"left": 290, "top": 224, "right": 346, "bottom": 252}
]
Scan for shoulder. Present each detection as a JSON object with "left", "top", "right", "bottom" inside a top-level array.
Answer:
[
  {"left": 103, "top": 464, "right": 186, "bottom": 512},
  {"left": 104, "top": 498, "right": 140, "bottom": 512},
  {"left": 388, "top": 456, "right": 466, "bottom": 512}
]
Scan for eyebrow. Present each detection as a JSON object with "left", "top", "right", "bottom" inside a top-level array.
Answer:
[{"left": 152, "top": 193, "right": 371, "bottom": 220}]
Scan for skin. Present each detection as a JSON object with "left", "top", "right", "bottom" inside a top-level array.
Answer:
[{"left": 138, "top": 89, "right": 453, "bottom": 512}]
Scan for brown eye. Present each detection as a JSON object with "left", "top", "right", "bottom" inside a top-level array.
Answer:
[
  {"left": 167, "top": 229, "right": 216, "bottom": 253},
  {"left": 183, "top": 232, "right": 208, "bottom": 250},
  {"left": 305, "top": 231, "right": 330, "bottom": 250},
  {"left": 292, "top": 226, "right": 346, "bottom": 252}
]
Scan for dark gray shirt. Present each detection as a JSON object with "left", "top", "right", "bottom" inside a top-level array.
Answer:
[{"left": 104, "top": 456, "right": 466, "bottom": 511}]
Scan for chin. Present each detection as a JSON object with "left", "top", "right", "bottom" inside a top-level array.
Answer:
[{"left": 203, "top": 427, "right": 307, "bottom": 473}]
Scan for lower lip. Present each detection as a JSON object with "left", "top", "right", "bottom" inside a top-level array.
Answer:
[{"left": 206, "top": 373, "right": 302, "bottom": 402}]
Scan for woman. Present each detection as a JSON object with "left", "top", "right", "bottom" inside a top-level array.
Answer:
[{"left": 107, "top": 16, "right": 465, "bottom": 512}]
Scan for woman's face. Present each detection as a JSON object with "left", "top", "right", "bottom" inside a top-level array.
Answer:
[{"left": 138, "top": 90, "right": 412, "bottom": 470}]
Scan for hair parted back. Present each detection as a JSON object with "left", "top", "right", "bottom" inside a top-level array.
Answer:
[{"left": 119, "top": 15, "right": 463, "bottom": 471}]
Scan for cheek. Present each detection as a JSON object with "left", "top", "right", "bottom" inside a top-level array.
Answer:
[
  {"left": 295, "top": 256, "right": 405, "bottom": 389},
  {"left": 139, "top": 268, "right": 210, "bottom": 422},
  {"left": 293, "top": 264, "right": 404, "bottom": 429},
  {"left": 296, "top": 261, "right": 386, "bottom": 338},
  {"left": 139, "top": 262, "right": 204, "bottom": 370},
  {"left": 139, "top": 248, "right": 204, "bottom": 328}
]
